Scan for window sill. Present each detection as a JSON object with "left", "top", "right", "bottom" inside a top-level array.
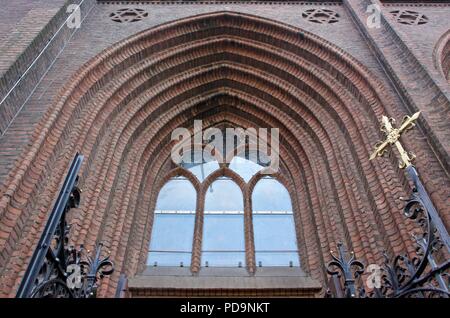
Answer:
[{"left": 127, "top": 267, "right": 322, "bottom": 297}]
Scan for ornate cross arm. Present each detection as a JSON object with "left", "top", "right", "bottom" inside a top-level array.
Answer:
[
  {"left": 369, "top": 110, "right": 449, "bottom": 252},
  {"left": 369, "top": 111, "right": 420, "bottom": 168},
  {"left": 326, "top": 111, "right": 449, "bottom": 298}
]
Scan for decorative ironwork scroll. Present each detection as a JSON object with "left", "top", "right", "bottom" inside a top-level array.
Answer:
[
  {"left": 325, "top": 243, "right": 365, "bottom": 298},
  {"left": 16, "top": 153, "right": 114, "bottom": 298},
  {"left": 326, "top": 112, "right": 450, "bottom": 298},
  {"left": 375, "top": 165, "right": 450, "bottom": 298},
  {"left": 326, "top": 189, "right": 450, "bottom": 298}
]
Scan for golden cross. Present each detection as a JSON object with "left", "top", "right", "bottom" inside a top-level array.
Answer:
[{"left": 369, "top": 111, "right": 421, "bottom": 168}]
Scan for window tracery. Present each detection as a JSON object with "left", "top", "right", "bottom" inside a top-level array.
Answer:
[{"left": 147, "top": 148, "right": 301, "bottom": 269}]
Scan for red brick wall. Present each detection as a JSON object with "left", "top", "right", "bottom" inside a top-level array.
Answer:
[
  {"left": 0, "top": 0, "right": 95, "bottom": 181},
  {"left": 0, "top": 1, "right": 448, "bottom": 297}
]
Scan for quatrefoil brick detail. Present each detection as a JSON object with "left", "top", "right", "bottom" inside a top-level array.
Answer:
[
  {"left": 109, "top": 8, "right": 149, "bottom": 23},
  {"left": 390, "top": 10, "right": 428, "bottom": 26},
  {"left": 302, "top": 8, "right": 340, "bottom": 24}
]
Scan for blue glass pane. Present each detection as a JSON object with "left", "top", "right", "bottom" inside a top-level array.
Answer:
[
  {"left": 149, "top": 214, "right": 195, "bottom": 251},
  {"left": 156, "top": 179, "right": 196, "bottom": 211},
  {"left": 186, "top": 161, "right": 220, "bottom": 182},
  {"left": 147, "top": 252, "right": 191, "bottom": 266},
  {"left": 253, "top": 215, "right": 298, "bottom": 251},
  {"left": 147, "top": 213, "right": 195, "bottom": 266},
  {"left": 255, "top": 252, "right": 300, "bottom": 267},
  {"left": 229, "top": 157, "right": 264, "bottom": 182},
  {"left": 148, "top": 178, "right": 196, "bottom": 266},
  {"left": 252, "top": 179, "right": 300, "bottom": 266},
  {"left": 204, "top": 179, "right": 243, "bottom": 211},
  {"left": 201, "top": 252, "right": 245, "bottom": 267},
  {"left": 252, "top": 178, "right": 293, "bottom": 211},
  {"left": 203, "top": 179, "right": 245, "bottom": 267},
  {"left": 202, "top": 215, "right": 245, "bottom": 250}
]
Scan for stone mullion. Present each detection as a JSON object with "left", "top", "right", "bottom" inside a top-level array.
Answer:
[
  {"left": 95, "top": 95, "right": 338, "bottom": 294},
  {"left": 191, "top": 184, "right": 205, "bottom": 273},
  {"left": 243, "top": 185, "right": 256, "bottom": 274}
]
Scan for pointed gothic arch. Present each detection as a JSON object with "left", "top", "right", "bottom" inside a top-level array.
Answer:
[{"left": 1, "top": 11, "right": 441, "bottom": 297}]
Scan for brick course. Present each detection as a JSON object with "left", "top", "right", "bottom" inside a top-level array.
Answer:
[{"left": 0, "top": 1, "right": 448, "bottom": 297}]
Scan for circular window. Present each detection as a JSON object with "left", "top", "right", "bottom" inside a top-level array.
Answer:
[
  {"left": 109, "top": 8, "right": 149, "bottom": 23},
  {"left": 390, "top": 10, "right": 428, "bottom": 25},
  {"left": 302, "top": 8, "right": 340, "bottom": 24}
]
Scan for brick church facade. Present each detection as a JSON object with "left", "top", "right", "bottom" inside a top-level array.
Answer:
[{"left": 0, "top": 0, "right": 449, "bottom": 298}]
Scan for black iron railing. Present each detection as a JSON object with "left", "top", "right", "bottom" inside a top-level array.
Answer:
[
  {"left": 16, "top": 153, "right": 114, "bottom": 298},
  {"left": 326, "top": 165, "right": 450, "bottom": 298},
  {"left": 326, "top": 112, "right": 450, "bottom": 298}
]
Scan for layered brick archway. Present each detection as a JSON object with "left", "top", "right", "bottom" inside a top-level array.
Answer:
[{"left": 1, "top": 11, "right": 444, "bottom": 298}]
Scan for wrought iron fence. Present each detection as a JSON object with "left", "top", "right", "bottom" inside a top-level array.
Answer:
[
  {"left": 326, "top": 112, "right": 450, "bottom": 298},
  {"left": 16, "top": 153, "right": 114, "bottom": 298}
]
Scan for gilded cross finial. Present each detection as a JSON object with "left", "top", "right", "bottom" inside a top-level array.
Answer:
[{"left": 369, "top": 111, "right": 421, "bottom": 168}]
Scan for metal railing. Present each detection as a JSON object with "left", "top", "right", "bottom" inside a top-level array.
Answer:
[{"left": 16, "top": 153, "right": 114, "bottom": 298}]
